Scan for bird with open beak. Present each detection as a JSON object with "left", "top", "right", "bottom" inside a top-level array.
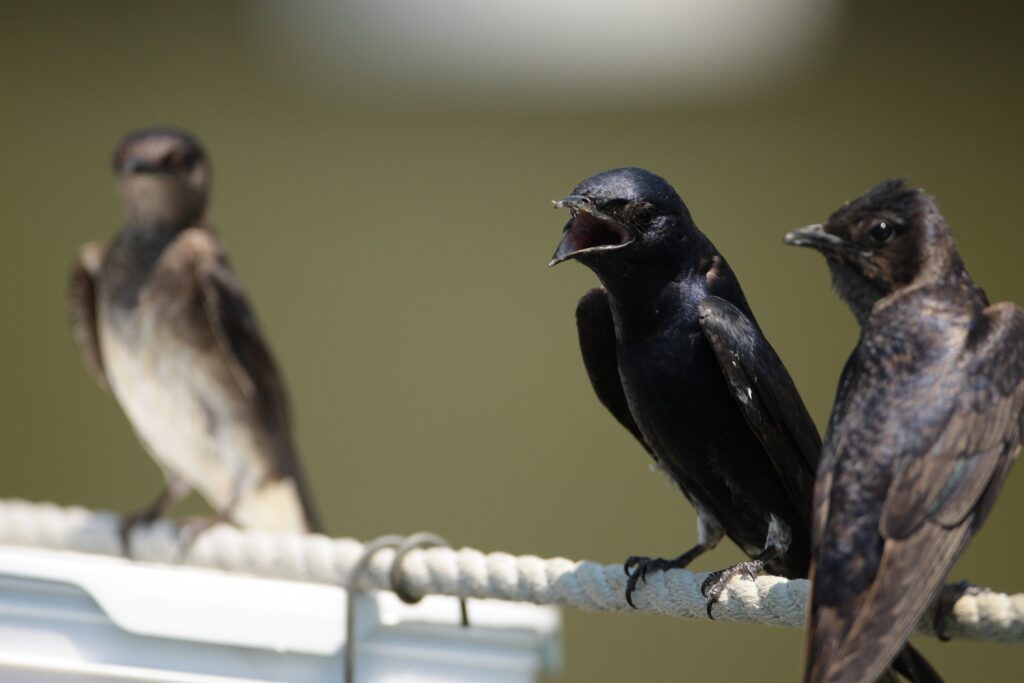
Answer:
[
  {"left": 786, "top": 179, "right": 1023, "bottom": 683},
  {"left": 549, "top": 167, "right": 822, "bottom": 612},
  {"left": 68, "top": 127, "right": 323, "bottom": 551}
]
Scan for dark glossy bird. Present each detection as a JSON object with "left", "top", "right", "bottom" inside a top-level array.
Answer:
[
  {"left": 68, "top": 128, "right": 322, "bottom": 546},
  {"left": 549, "top": 167, "right": 822, "bottom": 612},
  {"left": 786, "top": 179, "right": 1023, "bottom": 683}
]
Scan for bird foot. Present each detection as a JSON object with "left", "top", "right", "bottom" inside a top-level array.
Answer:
[
  {"left": 118, "top": 513, "right": 157, "bottom": 559},
  {"left": 623, "top": 549, "right": 701, "bottom": 608},
  {"left": 700, "top": 559, "right": 764, "bottom": 619},
  {"left": 933, "top": 579, "right": 981, "bottom": 642},
  {"left": 175, "top": 514, "right": 230, "bottom": 560}
]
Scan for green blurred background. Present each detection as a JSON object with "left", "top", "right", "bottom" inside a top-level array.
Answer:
[{"left": 1, "top": 1, "right": 1022, "bottom": 680}]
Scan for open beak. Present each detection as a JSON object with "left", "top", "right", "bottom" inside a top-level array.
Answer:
[
  {"left": 548, "top": 195, "right": 635, "bottom": 267},
  {"left": 783, "top": 224, "right": 867, "bottom": 256}
]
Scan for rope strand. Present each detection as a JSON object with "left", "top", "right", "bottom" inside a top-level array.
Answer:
[{"left": 0, "top": 499, "right": 1020, "bottom": 643}]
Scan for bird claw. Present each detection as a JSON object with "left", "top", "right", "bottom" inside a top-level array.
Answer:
[
  {"left": 175, "top": 514, "right": 229, "bottom": 560},
  {"left": 118, "top": 514, "right": 150, "bottom": 559},
  {"left": 624, "top": 555, "right": 654, "bottom": 580},
  {"left": 700, "top": 559, "right": 764, "bottom": 619},
  {"left": 623, "top": 555, "right": 688, "bottom": 608},
  {"left": 624, "top": 556, "right": 653, "bottom": 608},
  {"left": 933, "top": 580, "right": 981, "bottom": 642}
]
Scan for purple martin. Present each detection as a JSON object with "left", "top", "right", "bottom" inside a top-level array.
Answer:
[
  {"left": 786, "top": 180, "right": 1023, "bottom": 683},
  {"left": 68, "top": 128, "right": 322, "bottom": 544},
  {"left": 549, "top": 167, "right": 821, "bottom": 612}
]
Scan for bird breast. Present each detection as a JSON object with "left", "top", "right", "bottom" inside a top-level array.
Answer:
[{"left": 99, "top": 304, "right": 271, "bottom": 510}]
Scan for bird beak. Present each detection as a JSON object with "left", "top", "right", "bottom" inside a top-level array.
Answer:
[
  {"left": 548, "top": 195, "right": 635, "bottom": 267},
  {"left": 552, "top": 195, "right": 587, "bottom": 212},
  {"left": 119, "top": 156, "right": 163, "bottom": 175},
  {"left": 783, "top": 224, "right": 866, "bottom": 256}
]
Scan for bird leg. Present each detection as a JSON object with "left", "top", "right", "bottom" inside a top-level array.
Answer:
[
  {"left": 119, "top": 477, "right": 191, "bottom": 558},
  {"left": 175, "top": 480, "right": 243, "bottom": 559},
  {"left": 701, "top": 514, "right": 791, "bottom": 618},
  {"left": 623, "top": 509, "right": 723, "bottom": 608}
]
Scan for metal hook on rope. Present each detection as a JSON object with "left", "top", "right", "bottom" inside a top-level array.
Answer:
[
  {"left": 390, "top": 531, "right": 470, "bottom": 627},
  {"left": 344, "top": 534, "right": 403, "bottom": 683},
  {"left": 344, "top": 533, "right": 469, "bottom": 682}
]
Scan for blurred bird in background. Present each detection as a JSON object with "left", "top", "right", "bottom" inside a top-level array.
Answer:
[
  {"left": 68, "top": 128, "right": 322, "bottom": 549},
  {"left": 786, "top": 180, "right": 1024, "bottom": 683}
]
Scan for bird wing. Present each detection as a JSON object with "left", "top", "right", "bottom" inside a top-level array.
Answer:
[
  {"left": 808, "top": 352, "right": 859, "bottom": 549},
  {"left": 575, "top": 287, "right": 652, "bottom": 453},
  {"left": 880, "top": 302, "right": 1024, "bottom": 537},
  {"left": 807, "top": 302, "right": 1024, "bottom": 683},
  {"left": 807, "top": 517, "right": 971, "bottom": 683},
  {"left": 697, "top": 295, "right": 821, "bottom": 510},
  {"left": 173, "top": 228, "right": 323, "bottom": 533},
  {"left": 68, "top": 242, "right": 108, "bottom": 389}
]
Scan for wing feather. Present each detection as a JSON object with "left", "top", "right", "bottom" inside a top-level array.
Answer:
[
  {"left": 880, "top": 303, "right": 1024, "bottom": 538},
  {"left": 176, "top": 229, "right": 323, "bottom": 533},
  {"left": 68, "top": 242, "right": 108, "bottom": 388},
  {"left": 575, "top": 287, "right": 652, "bottom": 453},
  {"left": 698, "top": 295, "right": 821, "bottom": 511}
]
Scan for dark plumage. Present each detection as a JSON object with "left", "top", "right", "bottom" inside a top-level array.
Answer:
[
  {"left": 786, "top": 179, "right": 1023, "bottom": 683},
  {"left": 69, "top": 128, "right": 322, "bottom": 545},
  {"left": 549, "top": 167, "right": 820, "bottom": 610}
]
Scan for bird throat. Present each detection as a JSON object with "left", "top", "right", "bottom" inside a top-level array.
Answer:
[{"left": 826, "top": 258, "right": 884, "bottom": 326}]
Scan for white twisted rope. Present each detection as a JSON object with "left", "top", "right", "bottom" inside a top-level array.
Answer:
[{"left": 0, "top": 499, "right": 1020, "bottom": 643}]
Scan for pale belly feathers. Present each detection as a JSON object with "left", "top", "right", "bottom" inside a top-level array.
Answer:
[{"left": 100, "top": 309, "right": 271, "bottom": 513}]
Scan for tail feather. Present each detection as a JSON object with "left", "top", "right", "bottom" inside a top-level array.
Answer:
[
  {"left": 891, "top": 644, "right": 944, "bottom": 683},
  {"left": 233, "top": 475, "right": 322, "bottom": 534}
]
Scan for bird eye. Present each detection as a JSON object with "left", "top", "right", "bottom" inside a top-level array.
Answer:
[
  {"left": 868, "top": 221, "right": 895, "bottom": 244},
  {"left": 161, "top": 150, "right": 200, "bottom": 170},
  {"left": 631, "top": 202, "right": 655, "bottom": 224},
  {"left": 160, "top": 152, "right": 182, "bottom": 169}
]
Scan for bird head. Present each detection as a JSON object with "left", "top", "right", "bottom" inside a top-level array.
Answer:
[
  {"left": 784, "top": 179, "right": 961, "bottom": 322},
  {"left": 112, "top": 127, "right": 210, "bottom": 229},
  {"left": 549, "top": 167, "right": 696, "bottom": 279}
]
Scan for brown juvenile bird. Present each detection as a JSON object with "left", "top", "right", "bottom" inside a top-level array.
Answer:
[
  {"left": 786, "top": 179, "right": 1023, "bottom": 683},
  {"left": 69, "top": 128, "right": 322, "bottom": 545}
]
